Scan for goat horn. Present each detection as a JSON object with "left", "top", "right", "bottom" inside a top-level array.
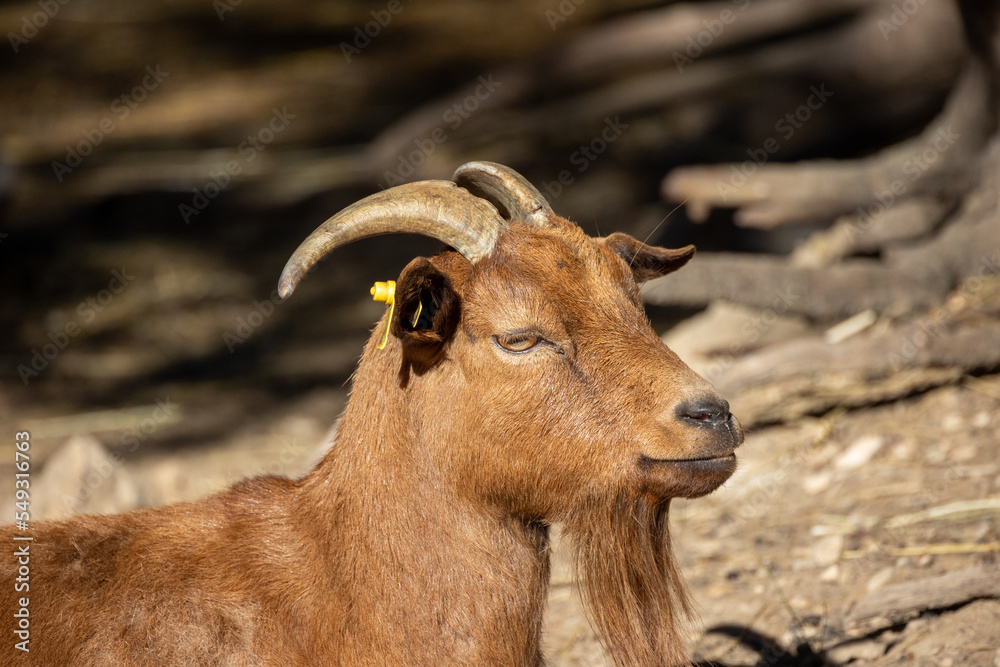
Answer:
[
  {"left": 453, "top": 161, "right": 553, "bottom": 227},
  {"left": 278, "top": 180, "right": 504, "bottom": 299}
]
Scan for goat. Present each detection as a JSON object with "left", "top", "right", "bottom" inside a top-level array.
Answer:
[{"left": 2, "top": 161, "right": 742, "bottom": 666}]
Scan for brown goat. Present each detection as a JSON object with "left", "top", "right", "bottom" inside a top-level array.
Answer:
[{"left": 2, "top": 162, "right": 742, "bottom": 666}]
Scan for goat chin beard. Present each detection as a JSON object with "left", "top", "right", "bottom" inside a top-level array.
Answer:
[{"left": 564, "top": 491, "right": 693, "bottom": 667}]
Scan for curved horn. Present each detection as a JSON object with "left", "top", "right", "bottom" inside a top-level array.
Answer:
[
  {"left": 278, "top": 180, "right": 504, "bottom": 299},
  {"left": 453, "top": 161, "right": 553, "bottom": 227}
]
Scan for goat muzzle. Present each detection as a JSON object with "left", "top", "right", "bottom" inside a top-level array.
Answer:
[{"left": 639, "top": 395, "right": 742, "bottom": 498}]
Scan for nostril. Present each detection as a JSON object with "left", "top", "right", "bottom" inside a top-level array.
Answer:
[
  {"left": 677, "top": 397, "right": 730, "bottom": 426},
  {"left": 686, "top": 409, "right": 716, "bottom": 422}
]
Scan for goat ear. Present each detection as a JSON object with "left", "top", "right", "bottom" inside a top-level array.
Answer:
[
  {"left": 603, "top": 233, "right": 696, "bottom": 284},
  {"left": 390, "top": 256, "right": 462, "bottom": 370}
]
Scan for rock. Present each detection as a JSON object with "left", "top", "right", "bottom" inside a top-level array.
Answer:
[
  {"left": 866, "top": 566, "right": 895, "bottom": 594},
  {"left": 812, "top": 534, "right": 844, "bottom": 567},
  {"left": 926, "top": 445, "right": 948, "bottom": 464},
  {"left": 951, "top": 443, "right": 978, "bottom": 461},
  {"left": 942, "top": 413, "right": 963, "bottom": 432},
  {"left": 33, "top": 434, "right": 140, "bottom": 520},
  {"left": 891, "top": 437, "right": 916, "bottom": 460},
  {"left": 826, "top": 638, "right": 887, "bottom": 663},
  {"left": 802, "top": 470, "right": 833, "bottom": 495},
  {"left": 835, "top": 435, "right": 884, "bottom": 471}
]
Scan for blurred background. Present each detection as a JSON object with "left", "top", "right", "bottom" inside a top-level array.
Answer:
[{"left": 1, "top": 0, "right": 999, "bottom": 664}]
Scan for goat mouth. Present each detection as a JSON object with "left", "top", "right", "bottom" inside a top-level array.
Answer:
[
  {"left": 635, "top": 452, "right": 737, "bottom": 499},
  {"left": 639, "top": 452, "right": 736, "bottom": 465}
]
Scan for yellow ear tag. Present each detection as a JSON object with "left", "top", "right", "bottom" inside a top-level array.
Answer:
[
  {"left": 370, "top": 280, "right": 395, "bottom": 350},
  {"left": 410, "top": 300, "right": 423, "bottom": 328}
]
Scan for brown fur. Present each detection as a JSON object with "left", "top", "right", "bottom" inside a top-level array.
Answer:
[{"left": 1, "top": 215, "right": 742, "bottom": 666}]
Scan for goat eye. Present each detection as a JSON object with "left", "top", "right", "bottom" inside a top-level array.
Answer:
[{"left": 496, "top": 332, "right": 541, "bottom": 353}]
